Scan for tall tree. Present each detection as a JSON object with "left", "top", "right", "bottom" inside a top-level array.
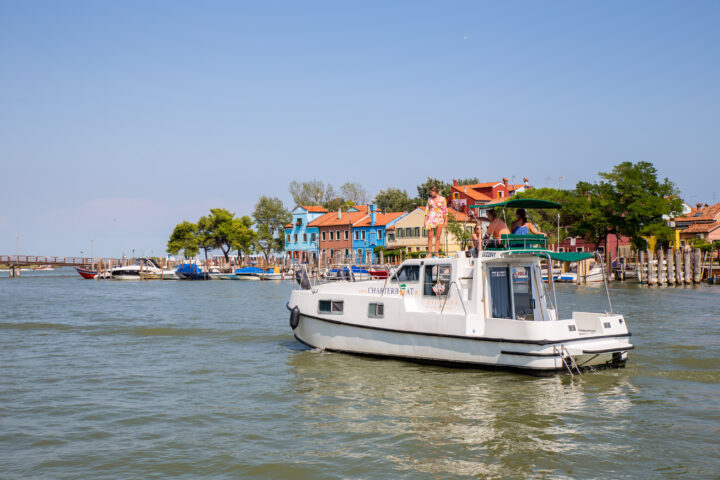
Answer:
[
  {"left": 253, "top": 196, "right": 291, "bottom": 260},
  {"left": 230, "top": 215, "right": 257, "bottom": 263},
  {"left": 167, "top": 221, "right": 199, "bottom": 258},
  {"left": 456, "top": 177, "right": 479, "bottom": 186},
  {"left": 289, "top": 179, "right": 326, "bottom": 206},
  {"left": 340, "top": 182, "right": 368, "bottom": 205},
  {"left": 374, "top": 188, "right": 417, "bottom": 212},
  {"left": 446, "top": 213, "right": 472, "bottom": 250},
  {"left": 416, "top": 177, "right": 451, "bottom": 203},
  {"left": 195, "top": 208, "right": 238, "bottom": 263}
]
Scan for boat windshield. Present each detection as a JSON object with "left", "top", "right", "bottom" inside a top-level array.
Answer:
[{"left": 391, "top": 265, "right": 420, "bottom": 283}]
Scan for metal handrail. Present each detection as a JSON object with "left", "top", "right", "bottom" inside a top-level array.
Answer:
[{"left": 440, "top": 280, "right": 468, "bottom": 315}]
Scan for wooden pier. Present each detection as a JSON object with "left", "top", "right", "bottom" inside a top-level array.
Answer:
[{"left": 634, "top": 248, "right": 719, "bottom": 285}]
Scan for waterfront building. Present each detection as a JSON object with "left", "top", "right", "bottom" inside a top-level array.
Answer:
[
  {"left": 448, "top": 177, "right": 530, "bottom": 217},
  {"left": 351, "top": 205, "right": 407, "bottom": 263},
  {"left": 557, "top": 234, "right": 632, "bottom": 264},
  {"left": 284, "top": 205, "right": 328, "bottom": 264},
  {"left": 308, "top": 209, "right": 368, "bottom": 262},
  {"left": 386, "top": 207, "right": 472, "bottom": 254},
  {"left": 671, "top": 202, "right": 720, "bottom": 245}
]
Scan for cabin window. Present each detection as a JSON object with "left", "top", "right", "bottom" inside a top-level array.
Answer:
[
  {"left": 511, "top": 266, "right": 534, "bottom": 320},
  {"left": 392, "top": 265, "right": 420, "bottom": 282},
  {"left": 423, "top": 264, "right": 452, "bottom": 296},
  {"left": 368, "top": 303, "right": 384, "bottom": 318},
  {"left": 489, "top": 266, "right": 512, "bottom": 319},
  {"left": 318, "top": 300, "right": 343, "bottom": 314}
]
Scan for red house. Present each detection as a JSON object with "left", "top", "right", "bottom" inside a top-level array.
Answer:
[{"left": 448, "top": 177, "right": 530, "bottom": 217}]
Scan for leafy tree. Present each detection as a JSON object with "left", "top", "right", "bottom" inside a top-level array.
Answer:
[
  {"left": 374, "top": 188, "right": 417, "bottom": 212},
  {"left": 193, "top": 208, "right": 238, "bottom": 263},
  {"left": 167, "top": 221, "right": 199, "bottom": 258},
  {"left": 416, "top": 177, "right": 451, "bottom": 202},
  {"left": 230, "top": 215, "right": 257, "bottom": 263},
  {"left": 446, "top": 212, "right": 472, "bottom": 250},
  {"left": 253, "top": 196, "right": 291, "bottom": 260},
  {"left": 340, "top": 182, "right": 368, "bottom": 205},
  {"left": 513, "top": 188, "right": 579, "bottom": 246},
  {"left": 456, "top": 177, "right": 479, "bottom": 186},
  {"left": 289, "top": 179, "right": 326, "bottom": 206}
]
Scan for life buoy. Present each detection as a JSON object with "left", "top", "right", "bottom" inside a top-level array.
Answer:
[{"left": 289, "top": 306, "right": 300, "bottom": 329}]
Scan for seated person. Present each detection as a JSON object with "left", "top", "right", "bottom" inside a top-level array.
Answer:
[
  {"left": 469, "top": 224, "right": 481, "bottom": 257},
  {"left": 477, "top": 209, "right": 510, "bottom": 248},
  {"left": 510, "top": 208, "right": 544, "bottom": 235}
]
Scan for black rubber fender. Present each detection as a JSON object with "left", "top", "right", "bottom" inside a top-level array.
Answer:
[{"left": 289, "top": 305, "right": 300, "bottom": 330}]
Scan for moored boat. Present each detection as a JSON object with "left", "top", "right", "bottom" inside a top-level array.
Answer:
[
  {"left": 175, "top": 263, "right": 209, "bottom": 280},
  {"left": 234, "top": 266, "right": 263, "bottom": 280},
  {"left": 287, "top": 199, "right": 633, "bottom": 374}
]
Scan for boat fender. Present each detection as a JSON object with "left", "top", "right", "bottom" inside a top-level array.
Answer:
[
  {"left": 295, "top": 269, "right": 311, "bottom": 290},
  {"left": 289, "top": 306, "right": 300, "bottom": 330}
]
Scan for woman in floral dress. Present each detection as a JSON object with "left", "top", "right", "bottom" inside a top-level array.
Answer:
[{"left": 425, "top": 185, "right": 448, "bottom": 255}]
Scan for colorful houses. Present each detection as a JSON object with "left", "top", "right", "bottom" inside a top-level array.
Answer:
[
  {"left": 352, "top": 206, "right": 406, "bottom": 264},
  {"left": 308, "top": 208, "right": 368, "bottom": 262},
  {"left": 448, "top": 177, "right": 530, "bottom": 217},
  {"left": 284, "top": 205, "right": 328, "bottom": 264},
  {"left": 671, "top": 202, "right": 720, "bottom": 245},
  {"left": 386, "top": 207, "right": 472, "bottom": 254}
]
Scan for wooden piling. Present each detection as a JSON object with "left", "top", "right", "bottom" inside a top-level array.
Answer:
[
  {"left": 666, "top": 249, "right": 675, "bottom": 285},
  {"left": 693, "top": 248, "right": 702, "bottom": 283},
  {"left": 638, "top": 250, "right": 645, "bottom": 283},
  {"left": 675, "top": 249, "right": 684, "bottom": 284},
  {"left": 658, "top": 249, "right": 666, "bottom": 284},
  {"left": 684, "top": 248, "right": 692, "bottom": 284},
  {"left": 647, "top": 249, "right": 657, "bottom": 285}
]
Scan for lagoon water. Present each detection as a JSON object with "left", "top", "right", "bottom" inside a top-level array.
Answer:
[{"left": 1, "top": 269, "right": 719, "bottom": 479}]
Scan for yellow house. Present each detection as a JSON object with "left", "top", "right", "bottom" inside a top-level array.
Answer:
[{"left": 386, "top": 207, "right": 473, "bottom": 254}]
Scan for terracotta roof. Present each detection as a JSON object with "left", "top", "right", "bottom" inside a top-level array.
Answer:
[
  {"left": 308, "top": 211, "right": 367, "bottom": 227},
  {"left": 461, "top": 182, "right": 502, "bottom": 189},
  {"left": 299, "top": 205, "right": 328, "bottom": 213},
  {"left": 675, "top": 203, "right": 720, "bottom": 222},
  {"left": 682, "top": 221, "right": 720, "bottom": 234},
  {"left": 355, "top": 211, "right": 407, "bottom": 227},
  {"left": 284, "top": 223, "right": 293, "bottom": 229}
]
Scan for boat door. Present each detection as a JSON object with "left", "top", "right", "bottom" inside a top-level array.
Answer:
[{"left": 487, "top": 264, "right": 536, "bottom": 320}]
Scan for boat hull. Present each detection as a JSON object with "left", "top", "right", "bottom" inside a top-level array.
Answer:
[
  {"left": 75, "top": 267, "right": 97, "bottom": 279},
  {"left": 293, "top": 313, "right": 630, "bottom": 372}
]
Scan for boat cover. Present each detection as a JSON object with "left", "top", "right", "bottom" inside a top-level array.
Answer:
[{"left": 543, "top": 251, "right": 594, "bottom": 262}]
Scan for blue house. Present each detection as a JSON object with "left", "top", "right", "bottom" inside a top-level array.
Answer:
[
  {"left": 284, "top": 205, "right": 327, "bottom": 264},
  {"left": 351, "top": 205, "right": 407, "bottom": 264}
]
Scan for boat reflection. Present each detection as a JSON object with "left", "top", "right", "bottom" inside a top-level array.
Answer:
[{"left": 286, "top": 349, "right": 637, "bottom": 478}]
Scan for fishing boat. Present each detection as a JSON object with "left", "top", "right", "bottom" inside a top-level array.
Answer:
[
  {"left": 175, "top": 263, "right": 210, "bottom": 280},
  {"left": 234, "top": 266, "right": 263, "bottom": 280},
  {"left": 75, "top": 266, "right": 98, "bottom": 279},
  {"left": 287, "top": 199, "right": 633, "bottom": 374}
]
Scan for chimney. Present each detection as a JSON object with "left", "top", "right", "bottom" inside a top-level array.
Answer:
[
  {"left": 338, "top": 208, "right": 342, "bottom": 220},
  {"left": 453, "top": 179, "right": 458, "bottom": 187},
  {"left": 370, "top": 205, "right": 376, "bottom": 226},
  {"left": 523, "top": 177, "right": 529, "bottom": 186},
  {"left": 503, "top": 177, "right": 509, "bottom": 186},
  {"left": 696, "top": 203, "right": 703, "bottom": 210}
]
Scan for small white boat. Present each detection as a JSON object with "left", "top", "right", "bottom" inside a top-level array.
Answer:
[
  {"left": 208, "top": 272, "right": 240, "bottom": 280},
  {"left": 287, "top": 199, "right": 632, "bottom": 374},
  {"left": 112, "top": 258, "right": 174, "bottom": 280}
]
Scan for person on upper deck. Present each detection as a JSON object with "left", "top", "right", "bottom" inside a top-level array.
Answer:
[
  {"left": 475, "top": 209, "right": 510, "bottom": 248},
  {"left": 424, "top": 185, "right": 448, "bottom": 256},
  {"left": 510, "top": 208, "right": 544, "bottom": 235}
]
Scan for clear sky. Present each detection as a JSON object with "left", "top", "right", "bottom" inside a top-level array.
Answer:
[{"left": 1, "top": 1, "right": 718, "bottom": 257}]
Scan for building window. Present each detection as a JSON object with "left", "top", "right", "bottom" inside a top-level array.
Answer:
[
  {"left": 322, "top": 231, "right": 326, "bottom": 241},
  {"left": 354, "top": 231, "right": 359, "bottom": 240},
  {"left": 344, "top": 249, "right": 349, "bottom": 257},
  {"left": 335, "top": 230, "right": 340, "bottom": 240},
  {"left": 344, "top": 231, "right": 349, "bottom": 240},
  {"left": 558, "top": 247, "right": 565, "bottom": 252},
  {"left": 397, "top": 229, "right": 403, "bottom": 238},
  {"left": 497, "top": 191, "right": 504, "bottom": 198},
  {"left": 405, "top": 227, "right": 412, "bottom": 237},
  {"left": 414, "top": 227, "right": 420, "bottom": 237},
  {"left": 303, "top": 233, "right": 307, "bottom": 242},
  {"left": 286, "top": 234, "right": 291, "bottom": 243},
  {"left": 378, "top": 230, "right": 383, "bottom": 239},
  {"left": 361, "top": 231, "right": 366, "bottom": 240},
  {"left": 357, "top": 249, "right": 362, "bottom": 259},
  {"left": 318, "top": 300, "right": 343, "bottom": 314},
  {"left": 294, "top": 234, "right": 298, "bottom": 243},
  {"left": 453, "top": 192, "right": 459, "bottom": 199},
  {"left": 368, "top": 303, "right": 384, "bottom": 319},
  {"left": 330, "top": 249, "right": 334, "bottom": 257},
  {"left": 422, "top": 228, "right": 427, "bottom": 237},
  {"left": 577, "top": 247, "right": 584, "bottom": 252},
  {"left": 388, "top": 233, "right": 395, "bottom": 242},
  {"left": 311, "top": 233, "right": 316, "bottom": 242}
]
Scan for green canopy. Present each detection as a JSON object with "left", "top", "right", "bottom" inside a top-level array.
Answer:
[
  {"left": 469, "top": 198, "right": 562, "bottom": 210},
  {"left": 543, "top": 251, "right": 594, "bottom": 262}
]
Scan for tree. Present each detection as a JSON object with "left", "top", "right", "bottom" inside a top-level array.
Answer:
[
  {"left": 167, "top": 221, "right": 199, "bottom": 258},
  {"left": 230, "top": 215, "right": 257, "bottom": 263},
  {"left": 194, "top": 208, "right": 238, "bottom": 263},
  {"left": 253, "top": 196, "right": 291, "bottom": 260},
  {"left": 416, "top": 177, "right": 451, "bottom": 203},
  {"left": 446, "top": 212, "right": 472, "bottom": 250},
  {"left": 374, "top": 188, "right": 417, "bottom": 212},
  {"left": 513, "top": 187, "right": 580, "bottom": 247},
  {"left": 456, "top": 177, "right": 479, "bottom": 186},
  {"left": 289, "top": 179, "right": 326, "bottom": 206},
  {"left": 340, "top": 182, "right": 368, "bottom": 205}
]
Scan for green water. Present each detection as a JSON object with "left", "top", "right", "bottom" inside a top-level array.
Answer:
[{"left": 1, "top": 269, "right": 718, "bottom": 479}]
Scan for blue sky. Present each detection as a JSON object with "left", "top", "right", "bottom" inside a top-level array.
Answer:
[{"left": 1, "top": 1, "right": 718, "bottom": 257}]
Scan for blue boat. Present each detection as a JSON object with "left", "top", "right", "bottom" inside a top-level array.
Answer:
[
  {"left": 176, "top": 263, "right": 209, "bottom": 280},
  {"left": 234, "top": 266, "right": 263, "bottom": 280}
]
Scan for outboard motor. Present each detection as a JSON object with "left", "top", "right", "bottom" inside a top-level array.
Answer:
[{"left": 294, "top": 269, "right": 311, "bottom": 290}]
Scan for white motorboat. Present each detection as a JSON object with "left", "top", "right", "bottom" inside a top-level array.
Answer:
[
  {"left": 286, "top": 199, "right": 632, "bottom": 374},
  {"left": 112, "top": 258, "right": 176, "bottom": 280}
]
